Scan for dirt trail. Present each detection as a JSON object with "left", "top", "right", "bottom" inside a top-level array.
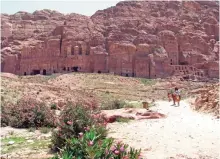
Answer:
[{"left": 107, "top": 99, "right": 220, "bottom": 159}]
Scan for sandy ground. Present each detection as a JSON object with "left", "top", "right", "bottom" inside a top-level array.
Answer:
[
  {"left": 0, "top": 127, "right": 53, "bottom": 159},
  {"left": 107, "top": 99, "right": 220, "bottom": 159}
]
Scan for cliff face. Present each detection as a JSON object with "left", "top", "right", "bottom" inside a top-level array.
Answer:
[{"left": 1, "top": 1, "right": 219, "bottom": 79}]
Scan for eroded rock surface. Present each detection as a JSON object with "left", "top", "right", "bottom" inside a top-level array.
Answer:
[
  {"left": 1, "top": 1, "right": 219, "bottom": 79},
  {"left": 191, "top": 83, "right": 219, "bottom": 116},
  {"left": 101, "top": 108, "right": 166, "bottom": 123}
]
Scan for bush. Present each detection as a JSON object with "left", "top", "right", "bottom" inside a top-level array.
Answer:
[
  {"left": 50, "top": 102, "right": 142, "bottom": 159},
  {"left": 124, "top": 103, "right": 135, "bottom": 109},
  {"left": 140, "top": 78, "right": 156, "bottom": 86},
  {"left": 40, "top": 127, "right": 51, "bottom": 134},
  {"left": 51, "top": 102, "right": 106, "bottom": 150},
  {"left": 51, "top": 127, "right": 142, "bottom": 159},
  {"left": 28, "top": 127, "right": 36, "bottom": 132},
  {"left": 1, "top": 97, "right": 56, "bottom": 128},
  {"left": 50, "top": 104, "right": 57, "bottom": 110},
  {"left": 101, "top": 99, "right": 126, "bottom": 110},
  {"left": 116, "top": 117, "right": 131, "bottom": 123}
]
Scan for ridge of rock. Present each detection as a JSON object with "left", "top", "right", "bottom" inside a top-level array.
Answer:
[{"left": 1, "top": 1, "right": 219, "bottom": 79}]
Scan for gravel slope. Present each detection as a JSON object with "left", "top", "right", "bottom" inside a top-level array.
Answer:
[{"left": 107, "top": 100, "right": 220, "bottom": 159}]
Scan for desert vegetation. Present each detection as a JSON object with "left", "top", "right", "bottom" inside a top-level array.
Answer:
[
  {"left": 51, "top": 103, "right": 142, "bottom": 159},
  {"left": 1, "top": 73, "right": 148, "bottom": 158},
  {"left": 1, "top": 73, "right": 219, "bottom": 159},
  {"left": 1, "top": 92, "right": 142, "bottom": 158},
  {"left": 1, "top": 97, "right": 56, "bottom": 128}
]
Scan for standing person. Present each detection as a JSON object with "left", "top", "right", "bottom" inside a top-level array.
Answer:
[{"left": 173, "top": 87, "right": 181, "bottom": 106}]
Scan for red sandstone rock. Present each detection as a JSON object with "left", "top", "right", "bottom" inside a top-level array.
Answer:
[
  {"left": 101, "top": 108, "right": 166, "bottom": 123},
  {"left": 192, "top": 83, "right": 219, "bottom": 116},
  {"left": 1, "top": 1, "right": 219, "bottom": 79}
]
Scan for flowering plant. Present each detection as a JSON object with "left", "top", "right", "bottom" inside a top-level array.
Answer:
[
  {"left": 52, "top": 128, "right": 142, "bottom": 159},
  {"left": 1, "top": 97, "right": 56, "bottom": 128},
  {"left": 51, "top": 102, "right": 106, "bottom": 149}
]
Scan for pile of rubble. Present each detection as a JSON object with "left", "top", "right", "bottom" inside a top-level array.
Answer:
[{"left": 191, "top": 83, "right": 219, "bottom": 117}]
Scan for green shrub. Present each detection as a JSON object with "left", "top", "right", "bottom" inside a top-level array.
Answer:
[
  {"left": 28, "top": 127, "right": 36, "bottom": 132},
  {"left": 8, "top": 131, "right": 15, "bottom": 136},
  {"left": 1, "top": 97, "right": 57, "bottom": 128},
  {"left": 50, "top": 104, "right": 57, "bottom": 110},
  {"left": 140, "top": 78, "right": 155, "bottom": 86},
  {"left": 1, "top": 95, "right": 4, "bottom": 102},
  {"left": 123, "top": 103, "right": 135, "bottom": 109},
  {"left": 116, "top": 117, "right": 131, "bottom": 123},
  {"left": 51, "top": 127, "right": 142, "bottom": 159},
  {"left": 50, "top": 102, "right": 142, "bottom": 159},
  {"left": 40, "top": 127, "right": 51, "bottom": 134},
  {"left": 51, "top": 102, "right": 106, "bottom": 150},
  {"left": 102, "top": 99, "right": 126, "bottom": 110}
]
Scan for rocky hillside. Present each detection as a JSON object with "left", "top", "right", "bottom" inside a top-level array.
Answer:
[
  {"left": 1, "top": 1, "right": 219, "bottom": 78},
  {"left": 191, "top": 83, "right": 219, "bottom": 116},
  {"left": 1, "top": 10, "right": 93, "bottom": 57}
]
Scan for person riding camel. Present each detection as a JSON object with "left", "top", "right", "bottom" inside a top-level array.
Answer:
[{"left": 172, "top": 87, "right": 181, "bottom": 106}]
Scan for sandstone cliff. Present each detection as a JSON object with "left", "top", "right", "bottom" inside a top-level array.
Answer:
[{"left": 1, "top": 1, "right": 219, "bottom": 79}]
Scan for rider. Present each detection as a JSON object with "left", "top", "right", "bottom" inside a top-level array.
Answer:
[{"left": 173, "top": 87, "right": 181, "bottom": 106}]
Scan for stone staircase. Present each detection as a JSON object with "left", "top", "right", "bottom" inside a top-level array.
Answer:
[{"left": 171, "top": 65, "right": 207, "bottom": 81}]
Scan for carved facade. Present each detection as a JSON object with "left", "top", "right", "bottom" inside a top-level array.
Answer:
[
  {"left": 1, "top": 1, "right": 219, "bottom": 79},
  {"left": 2, "top": 36, "right": 218, "bottom": 80},
  {"left": 18, "top": 42, "right": 108, "bottom": 75}
]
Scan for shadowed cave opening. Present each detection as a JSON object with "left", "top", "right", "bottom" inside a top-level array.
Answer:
[
  {"left": 79, "top": 45, "right": 82, "bottom": 55},
  {"left": 72, "top": 66, "right": 79, "bottom": 72},
  {"left": 183, "top": 76, "right": 189, "bottom": 80},
  {"left": 180, "top": 61, "right": 189, "bottom": 65},
  {"left": 98, "top": 70, "right": 101, "bottom": 74},
  {"left": 43, "top": 69, "right": 46, "bottom": 75},
  {"left": 32, "top": 70, "right": 40, "bottom": 75}
]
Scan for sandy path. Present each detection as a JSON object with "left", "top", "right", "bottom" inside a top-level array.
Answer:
[{"left": 107, "top": 100, "right": 220, "bottom": 159}]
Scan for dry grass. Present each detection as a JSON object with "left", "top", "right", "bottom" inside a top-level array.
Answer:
[{"left": 1, "top": 72, "right": 212, "bottom": 108}]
